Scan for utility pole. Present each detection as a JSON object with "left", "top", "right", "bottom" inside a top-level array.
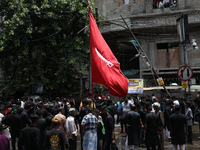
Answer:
[
  {"left": 177, "top": 14, "right": 190, "bottom": 100},
  {"left": 121, "top": 16, "right": 171, "bottom": 97},
  {"left": 183, "top": 42, "right": 191, "bottom": 99}
]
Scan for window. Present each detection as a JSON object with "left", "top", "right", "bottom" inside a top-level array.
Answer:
[{"left": 157, "top": 43, "right": 179, "bottom": 68}]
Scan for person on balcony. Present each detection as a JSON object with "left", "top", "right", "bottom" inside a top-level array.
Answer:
[
  {"left": 164, "top": 0, "right": 170, "bottom": 7},
  {"left": 159, "top": 0, "right": 164, "bottom": 12}
]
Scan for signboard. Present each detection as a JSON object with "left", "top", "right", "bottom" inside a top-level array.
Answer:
[
  {"left": 177, "top": 66, "right": 193, "bottom": 81},
  {"left": 182, "top": 81, "right": 188, "bottom": 88},
  {"left": 157, "top": 77, "right": 164, "bottom": 86},
  {"left": 128, "top": 79, "right": 143, "bottom": 94}
]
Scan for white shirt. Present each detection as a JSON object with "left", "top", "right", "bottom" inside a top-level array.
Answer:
[
  {"left": 185, "top": 107, "right": 193, "bottom": 126},
  {"left": 0, "top": 113, "right": 11, "bottom": 138},
  {"left": 122, "top": 101, "right": 133, "bottom": 118},
  {"left": 0, "top": 113, "right": 3, "bottom": 122},
  {"left": 163, "top": 0, "right": 169, "bottom": 3},
  {"left": 21, "top": 101, "right": 25, "bottom": 108},
  {"left": 159, "top": 2, "right": 164, "bottom": 8},
  {"left": 66, "top": 116, "right": 77, "bottom": 139}
]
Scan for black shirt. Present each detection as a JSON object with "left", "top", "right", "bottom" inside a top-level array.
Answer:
[
  {"left": 51, "top": 106, "right": 59, "bottom": 116},
  {"left": 164, "top": 106, "right": 172, "bottom": 129},
  {"left": 127, "top": 111, "right": 140, "bottom": 146},
  {"left": 44, "top": 129, "right": 69, "bottom": 150},
  {"left": 179, "top": 101, "right": 185, "bottom": 114},
  {"left": 97, "top": 121, "right": 104, "bottom": 140},
  {"left": 195, "top": 97, "right": 200, "bottom": 109},
  {"left": 108, "top": 105, "right": 116, "bottom": 119},
  {"left": 145, "top": 112, "right": 159, "bottom": 146},
  {"left": 3, "top": 113, "right": 21, "bottom": 136},
  {"left": 104, "top": 113, "right": 114, "bottom": 142},
  {"left": 139, "top": 107, "right": 147, "bottom": 125},
  {"left": 170, "top": 112, "right": 187, "bottom": 145},
  {"left": 64, "top": 104, "right": 69, "bottom": 118},
  {"left": 19, "top": 126, "right": 40, "bottom": 150},
  {"left": 20, "top": 110, "right": 31, "bottom": 129},
  {"left": 79, "top": 107, "right": 86, "bottom": 122},
  {"left": 37, "top": 118, "right": 47, "bottom": 149}
]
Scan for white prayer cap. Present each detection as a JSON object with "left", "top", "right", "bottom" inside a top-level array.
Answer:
[
  {"left": 69, "top": 108, "right": 76, "bottom": 113},
  {"left": 173, "top": 100, "right": 180, "bottom": 106},
  {"left": 98, "top": 116, "right": 102, "bottom": 122},
  {"left": 86, "top": 98, "right": 92, "bottom": 101},
  {"left": 152, "top": 102, "right": 160, "bottom": 108}
]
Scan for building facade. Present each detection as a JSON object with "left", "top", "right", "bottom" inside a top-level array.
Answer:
[{"left": 94, "top": 0, "right": 200, "bottom": 97}]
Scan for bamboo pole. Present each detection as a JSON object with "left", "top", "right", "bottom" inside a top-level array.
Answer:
[{"left": 120, "top": 15, "right": 171, "bottom": 97}]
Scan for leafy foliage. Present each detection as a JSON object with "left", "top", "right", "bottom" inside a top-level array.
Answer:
[{"left": 0, "top": 0, "right": 92, "bottom": 98}]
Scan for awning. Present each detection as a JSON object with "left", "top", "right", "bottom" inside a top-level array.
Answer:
[
  {"left": 144, "top": 85, "right": 200, "bottom": 91},
  {"left": 144, "top": 86, "right": 182, "bottom": 91}
]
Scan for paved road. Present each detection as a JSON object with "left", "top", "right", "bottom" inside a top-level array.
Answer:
[{"left": 113, "top": 122, "right": 200, "bottom": 150}]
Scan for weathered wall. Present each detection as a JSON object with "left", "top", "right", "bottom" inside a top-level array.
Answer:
[
  {"left": 187, "top": 33, "right": 200, "bottom": 67},
  {"left": 95, "top": 0, "right": 200, "bottom": 81},
  {"left": 95, "top": 0, "right": 200, "bottom": 19},
  {"left": 94, "top": 0, "right": 146, "bottom": 19},
  {"left": 177, "top": 0, "right": 186, "bottom": 10},
  {"left": 139, "top": 32, "right": 200, "bottom": 70},
  {"left": 185, "top": 0, "right": 200, "bottom": 9}
]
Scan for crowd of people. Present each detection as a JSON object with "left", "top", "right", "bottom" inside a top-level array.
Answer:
[
  {"left": 116, "top": 94, "right": 200, "bottom": 150},
  {"left": 0, "top": 94, "right": 199, "bottom": 150},
  {"left": 153, "top": 0, "right": 177, "bottom": 11}
]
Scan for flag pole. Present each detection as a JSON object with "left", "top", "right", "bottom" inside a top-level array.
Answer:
[{"left": 88, "top": 0, "right": 95, "bottom": 109}]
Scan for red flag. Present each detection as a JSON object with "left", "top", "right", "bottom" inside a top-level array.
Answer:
[{"left": 89, "top": 11, "right": 128, "bottom": 97}]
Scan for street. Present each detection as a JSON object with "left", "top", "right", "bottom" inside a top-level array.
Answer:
[{"left": 75, "top": 121, "right": 200, "bottom": 150}]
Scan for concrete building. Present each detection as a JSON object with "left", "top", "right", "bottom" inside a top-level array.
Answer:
[{"left": 94, "top": 0, "right": 200, "bottom": 97}]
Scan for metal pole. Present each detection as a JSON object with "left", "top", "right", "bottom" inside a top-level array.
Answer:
[
  {"left": 183, "top": 43, "right": 187, "bottom": 99},
  {"left": 183, "top": 43, "right": 191, "bottom": 100},
  {"left": 121, "top": 15, "right": 171, "bottom": 97},
  {"left": 95, "top": 8, "right": 99, "bottom": 25},
  {"left": 188, "top": 80, "right": 191, "bottom": 100},
  {"left": 184, "top": 43, "right": 188, "bottom": 65}
]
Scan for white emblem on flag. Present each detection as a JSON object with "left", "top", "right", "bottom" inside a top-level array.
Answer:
[{"left": 95, "top": 48, "right": 114, "bottom": 67}]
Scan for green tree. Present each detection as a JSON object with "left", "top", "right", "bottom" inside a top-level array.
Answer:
[{"left": 0, "top": 0, "right": 92, "bottom": 98}]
